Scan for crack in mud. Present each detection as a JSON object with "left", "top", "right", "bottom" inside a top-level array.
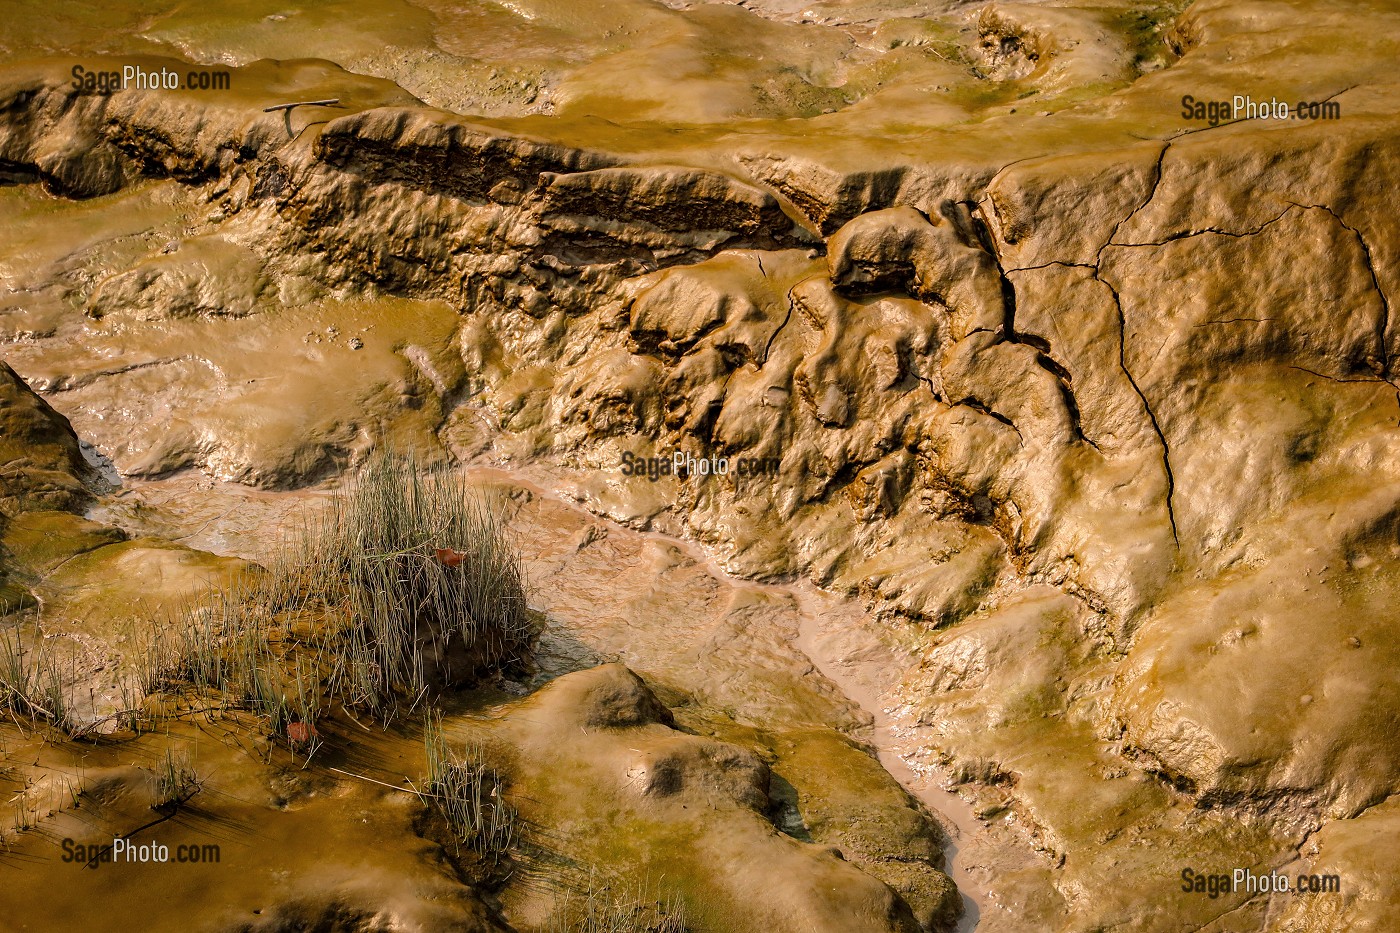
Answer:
[
  {"left": 951, "top": 395, "right": 1023, "bottom": 440},
  {"left": 1103, "top": 140, "right": 1170, "bottom": 250},
  {"left": 967, "top": 201, "right": 1093, "bottom": 449},
  {"left": 1094, "top": 268, "right": 1180, "bottom": 550},
  {"left": 38, "top": 355, "right": 219, "bottom": 393},
  {"left": 1108, "top": 203, "right": 1298, "bottom": 249},
  {"left": 1284, "top": 200, "right": 1394, "bottom": 378},
  {"left": 761, "top": 276, "right": 801, "bottom": 368}
]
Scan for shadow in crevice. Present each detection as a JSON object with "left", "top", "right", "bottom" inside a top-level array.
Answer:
[{"left": 768, "top": 771, "right": 812, "bottom": 842}]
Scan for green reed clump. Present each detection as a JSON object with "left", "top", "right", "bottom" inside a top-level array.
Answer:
[
  {"left": 549, "top": 873, "right": 690, "bottom": 933},
  {"left": 1, "top": 625, "right": 72, "bottom": 732},
  {"left": 313, "top": 452, "right": 532, "bottom": 694},
  {"left": 151, "top": 746, "right": 201, "bottom": 810},
  {"left": 419, "top": 709, "right": 516, "bottom": 862},
  {"left": 135, "top": 451, "right": 533, "bottom": 740}
]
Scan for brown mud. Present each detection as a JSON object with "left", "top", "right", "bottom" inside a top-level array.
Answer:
[{"left": 4, "top": 0, "right": 1400, "bottom": 929}]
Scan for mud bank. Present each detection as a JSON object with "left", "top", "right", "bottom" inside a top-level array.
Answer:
[
  {"left": 4, "top": 1, "right": 1400, "bottom": 928},
  {"left": 82, "top": 464, "right": 978, "bottom": 930}
]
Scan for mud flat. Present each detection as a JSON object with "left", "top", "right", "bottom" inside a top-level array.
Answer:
[
  {"left": 5, "top": 0, "right": 1400, "bottom": 929},
  {"left": 0, "top": 462, "right": 968, "bottom": 924},
  {"left": 77, "top": 463, "right": 979, "bottom": 930}
]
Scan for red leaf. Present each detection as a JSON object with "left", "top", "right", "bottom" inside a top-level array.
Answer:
[
  {"left": 434, "top": 547, "right": 465, "bottom": 568},
  {"left": 287, "top": 721, "right": 318, "bottom": 744}
]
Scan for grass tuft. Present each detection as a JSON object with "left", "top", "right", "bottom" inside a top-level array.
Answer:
[
  {"left": 313, "top": 451, "right": 534, "bottom": 708},
  {"left": 419, "top": 709, "right": 516, "bottom": 862},
  {"left": 0, "top": 625, "right": 72, "bottom": 732},
  {"left": 151, "top": 746, "right": 201, "bottom": 810},
  {"left": 130, "top": 450, "right": 534, "bottom": 746},
  {"left": 549, "top": 873, "right": 690, "bottom": 933}
]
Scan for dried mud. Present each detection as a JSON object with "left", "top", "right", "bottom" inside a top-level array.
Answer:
[{"left": 3, "top": 0, "right": 1400, "bottom": 930}]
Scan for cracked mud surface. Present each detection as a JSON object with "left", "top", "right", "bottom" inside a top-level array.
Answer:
[{"left": 3, "top": 0, "right": 1400, "bottom": 930}]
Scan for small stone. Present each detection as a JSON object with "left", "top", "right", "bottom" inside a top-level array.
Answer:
[
  {"left": 349, "top": 337, "right": 364, "bottom": 350},
  {"left": 1346, "top": 636, "right": 1362, "bottom": 649}
]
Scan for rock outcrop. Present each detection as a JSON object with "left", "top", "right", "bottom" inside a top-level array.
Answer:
[{"left": 0, "top": 361, "right": 94, "bottom": 514}]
